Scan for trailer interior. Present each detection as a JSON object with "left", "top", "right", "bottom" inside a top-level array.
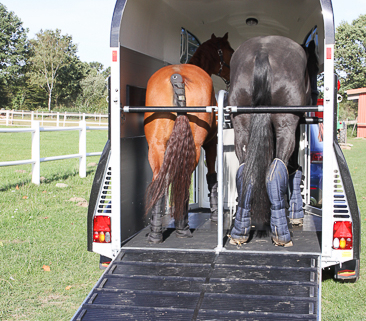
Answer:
[{"left": 72, "top": 1, "right": 361, "bottom": 320}]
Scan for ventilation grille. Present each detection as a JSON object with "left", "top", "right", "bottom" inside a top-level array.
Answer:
[
  {"left": 333, "top": 167, "right": 350, "bottom": 219},
  {"left": 97, "top": 166, "right": 112, "bottom": 214}
]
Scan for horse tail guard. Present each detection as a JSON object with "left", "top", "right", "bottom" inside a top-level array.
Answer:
[
  {"left": 145, "top": 73, "right": 196, "bottom": 221},
  {"left": 241, "top": 50, "right": 274, "bottom": 224}
]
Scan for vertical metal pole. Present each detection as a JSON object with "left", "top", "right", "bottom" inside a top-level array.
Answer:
[
  {"left": 322, "top": 43, "right": 335, "bottom": 258},
  {"left": 79, "top": 120, "right": 87, "bottom": 178},
  {"left": 110, "top": 47, "right": 121, "bottom": 258},
  {"left": 31, "top": 121, "right": 40, "bottom": 185},
  {"left": 215, "top": 90, "right": 226, "bottom": 253}
]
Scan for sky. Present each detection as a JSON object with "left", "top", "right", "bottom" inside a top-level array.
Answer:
[{"left": 1, "top": 0, "right": 366, "bottom": 69}]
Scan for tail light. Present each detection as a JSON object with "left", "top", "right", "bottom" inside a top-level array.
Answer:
[
  {"left": 333, "top": 221, "right": 352, "bottom": 250},
  {"left": 311, "top": 152, "right": 323, "bottom": 163},
  {"left": 93, "top": 216, "right": 111, "bottom": 243}
]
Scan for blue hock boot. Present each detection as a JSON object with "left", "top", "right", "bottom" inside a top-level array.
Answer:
[
  {"left": 229, "top": 163, "right": 251, "bottom": 245},
  {"left": 288, "top": 167, "right": 304, "bottom": 226},
  {"left": 266, "top": 159, "right": 293, "bottom": 247}
]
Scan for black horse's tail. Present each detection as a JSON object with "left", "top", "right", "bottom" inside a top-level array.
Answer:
[
  {"left": 241, "top": 51, "right": 274, "bottom": 224},
  {"left": 145, "top": 74, "right": 196, "bottom": 221}
]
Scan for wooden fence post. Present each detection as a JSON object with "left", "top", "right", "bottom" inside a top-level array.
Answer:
[
  {"left": 31, "top": 121, "right": 40, "bottom": 185},
  {"left": 79, "top": 120, "right": 87, "bottom": 178}
]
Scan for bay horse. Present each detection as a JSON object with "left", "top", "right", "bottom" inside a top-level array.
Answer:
[
  {"left": 228, "top": 35, "right": 318, "bottom": 247},
  {"left": 144, "top": 33, "right": 234, "bottom": 243}
]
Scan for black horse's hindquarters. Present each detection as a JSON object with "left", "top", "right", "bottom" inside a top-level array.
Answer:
[{"left": 228, "top": 36, "right": 310, "bottom": 243}]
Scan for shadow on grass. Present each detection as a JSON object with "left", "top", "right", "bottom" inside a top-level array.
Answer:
[{"left": 0, "top": 168, "right": 97, "bottom": 192}]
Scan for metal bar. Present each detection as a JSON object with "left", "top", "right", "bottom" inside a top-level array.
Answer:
[
  {"left": 123, "top": 105, "right": 323, "bottom": 114},
  {"left": 86, "top": 126, "right": 108, "bottom": 130},
  {"left": 40, "top": 154, "right": 82, "bottom": 162},
  {"left": 215, "top": 90, "right": 226, "bottom": 253},
  {"left": 40, "top": 127, "right": 82, "bottom": 132},
  {"left": 123, "top": 106, "right": 215, "bottom": 113},
  {"left": 0, "top": 128, "right": 35, "bottom": 133},
  {"left": 86, "top": 152, "right": 103, "bottom": 157},
  {"left": 228, "top": 106, "right": 323, "bottom": 113},
  {"left": 299, "top": 117, "right": 323, "bottom": 124},
  {"left": 0, "top": 159, "right": 35, "bottom": 167}
]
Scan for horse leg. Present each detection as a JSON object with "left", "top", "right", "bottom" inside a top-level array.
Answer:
[
  {"left": 203, "top": 137, "right": 218, "bottom": 222},
  {"left": 267, "top": 114, "right": 300, "bottom": 247},
  {"left": 147, "top": 195, "right": 166, "bottom": 243},
  {"left": 229, "top": 114, "right": 252, "bottom": 245},
  {"left": 266, "top": 158, "right": 292, "bottom": 246},
  {"left": 288, "top": 166, "right": 304, "bottom": 226},
  {"left": 287, "top": 125, "right": 304, "bottom": 225},
  {"left": 146, "top": 137, "right": 168, "bottom": 244},
  {"left": 175, "top": 200, "right": 193, "bottom": 238},
  {"left": 229, "top": 163, "right": 252, "bottom": 244}
]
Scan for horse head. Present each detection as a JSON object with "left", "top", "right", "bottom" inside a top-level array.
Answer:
[
  {"left": 211, "top": 32, "right": 234, "bottom": 85},
  {"left": 188, "top": 32, "right": 234, "bottom": 87}
]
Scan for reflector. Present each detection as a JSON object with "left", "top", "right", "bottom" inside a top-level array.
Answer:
[
  {"left": 93, "top": 216, "right": 111, "bottom": 243},
  {"left": 333, "top": 221, "right": 352, "bottom": 250}
]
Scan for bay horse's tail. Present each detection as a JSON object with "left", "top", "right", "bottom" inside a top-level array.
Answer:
[
  {"left": 145, "top": 74, "right": 196, "bottom": 221},
  {"left": 241, "top": 50, "right": 274, "bottom": 224}
]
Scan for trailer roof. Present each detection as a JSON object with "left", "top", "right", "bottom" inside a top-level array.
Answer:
[{"left": 111, "top": 0, "right": 334, "bottom": 68}]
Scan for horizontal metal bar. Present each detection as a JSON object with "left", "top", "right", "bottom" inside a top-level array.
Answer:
[
  {"left": 86, "top": 152, "right": 102, "bottom": 157},
  {"left": 40, "top": 154, "right": 81, "bottom": 162},
  {"left": 123, "top": 105, "right": 324, "bottom": 114},
  {"left": 0, "top": 159, "right": 35, "bottom": 167},
  {"left": 228, "top": 105, "right": 323, "bottom": 113},
  {"left": 40, "top": 127, "right": 82, "bottom": 132},
  {"left": 123, "top": 106, "right": 216, "bottom": 113},
  {"left": 86, "top": 126, "right": 108, "bottom": 130},
  {"left": 0, "top": 128, "right": 35, "bottom": 133},
  {"left": 300, "top": 117, "right": 323, "bottom": 124}
]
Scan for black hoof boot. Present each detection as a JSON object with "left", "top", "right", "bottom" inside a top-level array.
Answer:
[
  {"left": 207, "top": 173, "right": 218, "bottom": 222},
  {"left": 147, "top": 197, "right": 165, "bottom": 244},
  {"left": 175, "top": 212, "right": 193, "bottom": 238}
]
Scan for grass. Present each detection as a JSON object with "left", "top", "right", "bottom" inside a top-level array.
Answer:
[
  {"left": 0, "top": 129, "right": 365, "bottom": 320},
  {"left": 0, "top": 127, "right": 107, "bottom": 320},
  {"left": 321, "top": 137, "right": 366, "bottom": 320}
]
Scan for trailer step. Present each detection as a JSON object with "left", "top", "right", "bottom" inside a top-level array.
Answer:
[{"left": 72, "top": 249, "right": 320, "bottom": 320}]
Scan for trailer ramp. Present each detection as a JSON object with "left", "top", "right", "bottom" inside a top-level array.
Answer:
[{"left": 73, "top": 249, "right": 320, "bottom": 320}]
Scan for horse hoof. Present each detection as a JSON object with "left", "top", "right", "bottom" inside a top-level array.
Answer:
[
  {"left": 272, "top": 237, "right": 293, "bottom": 247},
  {"left": 228, "top": 234, "right": 249, "bottom": 245},
  {"left": 290, "top": 218, "right": 303, "bottom": 226},
  {"left": 210, "top": 211, "right": 218, "bottom": 222},
  {"left": 176, "top": 229, "right": 193, "bottom": 238},
  {"left": 147, "top": 233, "right": 163, "bottom": 244}
]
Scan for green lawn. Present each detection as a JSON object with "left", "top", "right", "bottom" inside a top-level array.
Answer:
[
  {"left": 321, "top": 138, "right": 366, "bottom": 321},
  {"left": 0, "top": 129, "right": 365, "bottom": 320},
  {"left": 0, "top": 128, "right": 107, "bottom": 320}
]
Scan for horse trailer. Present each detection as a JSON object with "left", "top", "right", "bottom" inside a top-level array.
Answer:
[{"left": 72, "top": 0, "right": 361, "bottom": 320}]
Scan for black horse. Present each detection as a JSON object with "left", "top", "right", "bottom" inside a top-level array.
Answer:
[{"left": 228, "top": 35, "right": 317, "bottom": 247}]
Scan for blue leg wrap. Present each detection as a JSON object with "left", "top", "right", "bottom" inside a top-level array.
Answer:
[
  {"left": 266, "top": 159, "right": 291, "bottom": 245},
  {"left": 230, "top": 164, "right": 251, "bottom": 243},
  {"left": 288, "top": 167, "right": 304, "bottom": 221}
]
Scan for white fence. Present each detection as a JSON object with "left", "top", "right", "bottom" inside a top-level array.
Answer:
[
  {"left": 0, "top": 120, "right": 107, "bottom": 185},
  {"left": 0, "top": 110, "right": 108, "bottom": 127}
]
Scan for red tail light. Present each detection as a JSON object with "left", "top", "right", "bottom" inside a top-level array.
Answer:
[
  {"left": 333, "top": 221, "right": 352, "bottom": 250},
  {"left": 311, "top": 152, "right": 323, "bottom": 163},
  {"left": 93, "top": 216, "right": 111, "bottom": 243}
]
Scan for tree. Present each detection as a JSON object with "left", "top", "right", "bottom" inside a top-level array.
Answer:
[
  {"left": 334, "top": 14, "right": 366, "bottom": 119},
  {"left": 28, "top": 29, "right": 78, "bottom": 111},
  {"left": 0, "top": 4, "right": 29, "bottom": 109},
  {"left": 77, "top": 62, "right": 109, "bottom": 113},
  {"left": 335, "top": 14, "right": 366, "bottom": 93},
  {"left": 53, "top": 55, "right": 85, "bottom": 107}
]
